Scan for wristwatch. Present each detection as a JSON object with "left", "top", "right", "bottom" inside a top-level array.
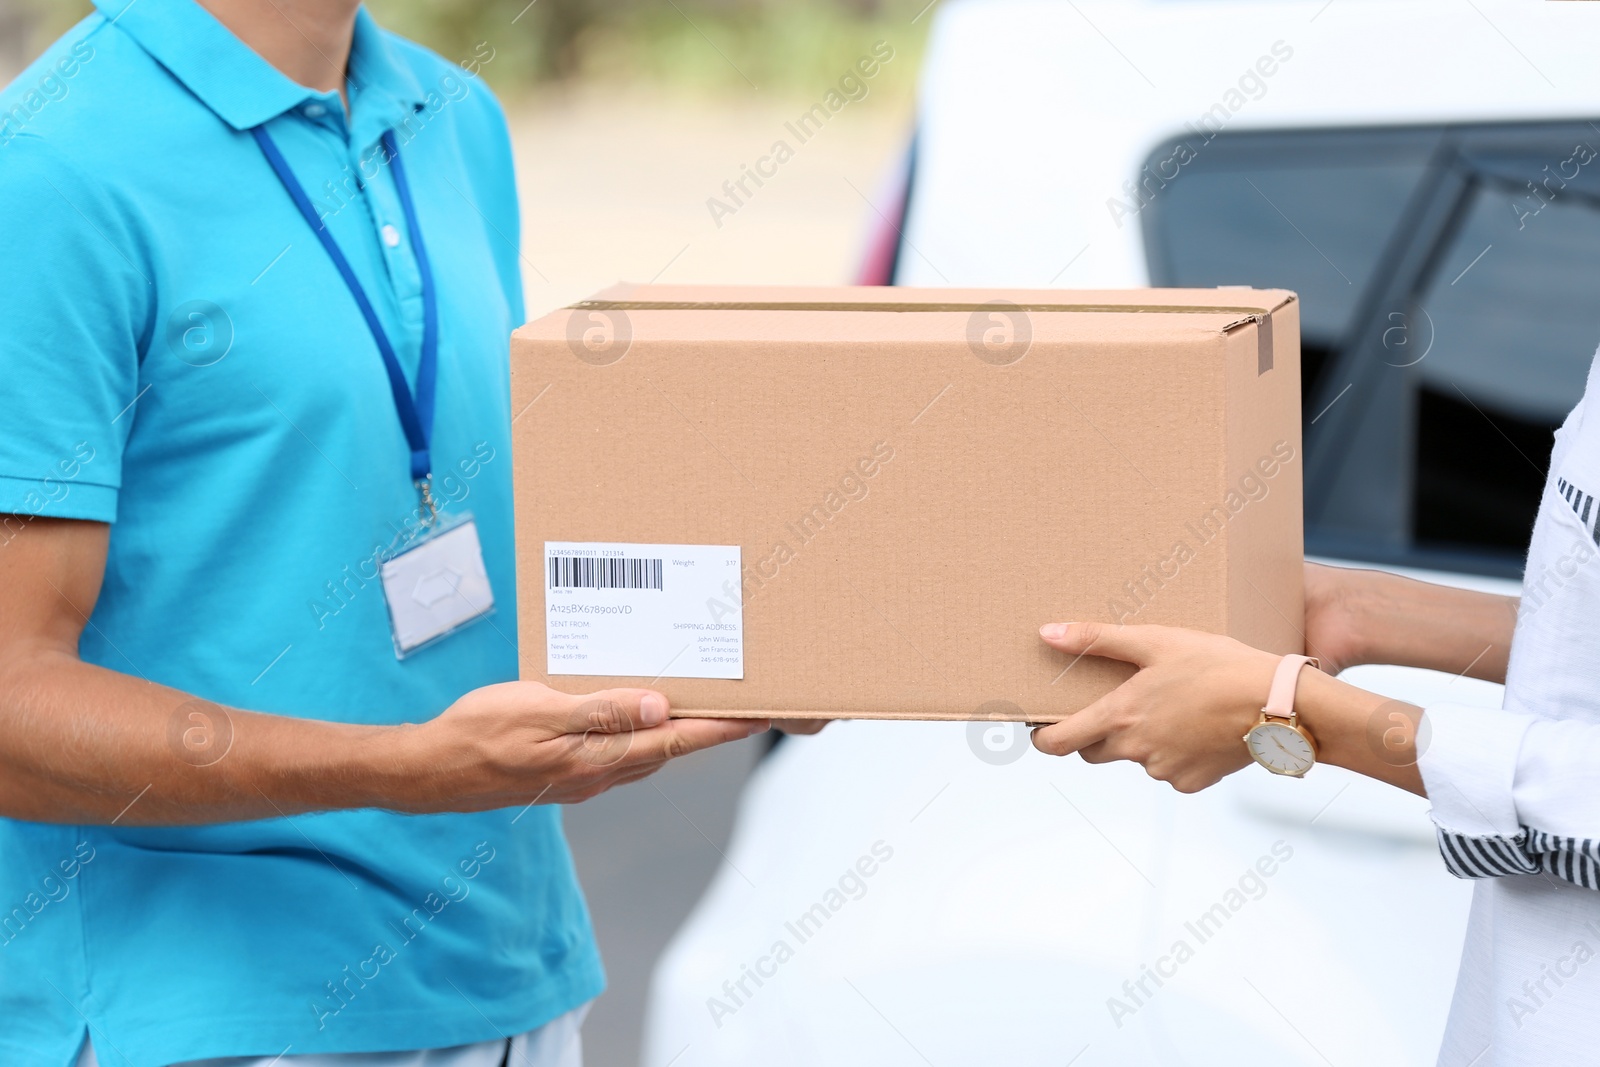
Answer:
[{"left": 1243, "top": 654, "right": 1320, "bottom": 777}]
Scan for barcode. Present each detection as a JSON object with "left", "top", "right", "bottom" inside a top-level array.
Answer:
[{"left": 549, "top": 556, "right": 664, "bottom": 591}]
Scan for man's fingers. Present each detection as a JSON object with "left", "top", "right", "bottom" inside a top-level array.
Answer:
[
  {"left": 773, "top": 718, "right": 829, "bottom": 735},
  {"left": 1031, "top": 699, "right": 1114, "bottom": 757},
  {"left": 1038, "top": 621, "right": 1162, "bottom": 667},
  {"left": 621, "top": 717, "right": 769, "bottom": 765},
  {"left": 565, "top": 688, "right": 671, "bottom": 736},
  {"left": 556, "top": 695, "right": 761, "bottom": 772},
  {"left": 600, "top": 760, "right": 669, "bottom": 790}
]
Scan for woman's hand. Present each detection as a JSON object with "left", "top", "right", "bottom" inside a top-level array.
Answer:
[
  {"left": 1303, "top": 561, "right": 1371, "bottom": 675},
  {"left": 1303, "top": 560, "right": 1518, "bottom": 682},
  {"left": 1030, "top": 619, "right": 1427, "bottom": 796},
  {"left": 1030, "top": 623, "right": 1279, "bottom": 793}
]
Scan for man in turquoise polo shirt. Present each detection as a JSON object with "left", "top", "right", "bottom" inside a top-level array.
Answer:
[{"left": 0, "top": 2, "right": 770, "bottom": 1065}]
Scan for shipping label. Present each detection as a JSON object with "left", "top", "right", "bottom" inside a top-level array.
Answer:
[{"left": 544, "top": 541, "right": 744, "bottom": 679}]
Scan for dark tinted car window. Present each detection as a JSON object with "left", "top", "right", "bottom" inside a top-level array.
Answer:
[{"left": 1142, "top": 122, "right": 1600, "bottom": 576}]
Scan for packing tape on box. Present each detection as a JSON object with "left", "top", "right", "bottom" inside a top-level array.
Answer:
[{"left": 567, "top": 299, "right": 1280, "bottom": 374}]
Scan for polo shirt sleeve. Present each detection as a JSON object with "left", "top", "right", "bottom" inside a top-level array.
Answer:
[
  {"left": 1419, "top": 703, "right": 1600, "bottom": 889},
  {"left": 0, "top": 133, "right": 150, "bottom": 523}
]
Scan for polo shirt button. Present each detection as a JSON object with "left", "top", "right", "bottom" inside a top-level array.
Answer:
[
  {"left": 381, "top": 224, "right": 401, "bottom": 248},
  {"left": 303, "top": 102, "right": 326, "bottom": 118}
]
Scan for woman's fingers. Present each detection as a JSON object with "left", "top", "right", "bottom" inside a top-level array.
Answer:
[
  {"left": 1033, "top": 622, "right": 1157, "bottom": 759},
  {"left": 1031, "top": 696, "right": 1117, "bottom": 757},
  {"left": 1032, "top": 624, "right": 1271, "bottom": 795},
  {"left": 1075, "top": 739, "right": 1116, "bottom": 764},
  {"left": 1038, "top": 621, "right": 1165, "bottom": 667}
]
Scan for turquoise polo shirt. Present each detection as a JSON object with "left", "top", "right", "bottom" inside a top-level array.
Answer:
[{"left": 0, "top": 4, "right": 602, "bottom": 1065}]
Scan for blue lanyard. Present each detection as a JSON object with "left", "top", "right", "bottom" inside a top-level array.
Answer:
[{"left": 251, "top": 126, "right": 439, "bottom": 488}]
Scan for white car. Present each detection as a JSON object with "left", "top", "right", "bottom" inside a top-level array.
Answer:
[{"left": 643, "top": 1, "right": 1600, "bottom": 1063}]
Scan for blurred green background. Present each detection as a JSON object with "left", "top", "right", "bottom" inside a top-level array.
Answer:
[
  {"left": 6, "top": 0, "right": 928, "bottom": 97},
  {"left": 1, "top": 0, "right": 928, "bottom": 310}
]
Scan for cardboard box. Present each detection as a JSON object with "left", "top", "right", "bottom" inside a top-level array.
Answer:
[{"left": 510, "top": 284, "right": 1304, "bottom": 722}]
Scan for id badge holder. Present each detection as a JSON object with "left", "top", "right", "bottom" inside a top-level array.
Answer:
[{"left": 379, "top": 502, "right": 495, "bottom": 660}]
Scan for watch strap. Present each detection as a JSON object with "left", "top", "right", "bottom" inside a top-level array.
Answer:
[{"left": 1263, "top": 654, "right": 1319, "bottom": 718}]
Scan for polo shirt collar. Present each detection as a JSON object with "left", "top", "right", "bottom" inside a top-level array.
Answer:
[{"left": 92, "top": 1, "right": 426, "bottom": 133}]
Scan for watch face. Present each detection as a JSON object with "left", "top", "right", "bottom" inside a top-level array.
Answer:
[{"left": 1245, "top": 722, "right": 1316, "bottom": 776}]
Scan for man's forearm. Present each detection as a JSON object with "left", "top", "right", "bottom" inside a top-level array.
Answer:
[
  {"left": 1345, "top": 570, "right": 1518, "bottom": 682},
  {"left": 0, "top": 645, "right": 409, "bottom": 825}
]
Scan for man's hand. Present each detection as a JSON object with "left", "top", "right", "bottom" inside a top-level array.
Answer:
[
  {"left": 0, "top": 516, "right": 768, "bottom": 825},
  {"left": 394, "top": 682, "right": 768, "bottom": 812},
  {"left": 771, "top": 718, "right": 828, "bottom": 736}
]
